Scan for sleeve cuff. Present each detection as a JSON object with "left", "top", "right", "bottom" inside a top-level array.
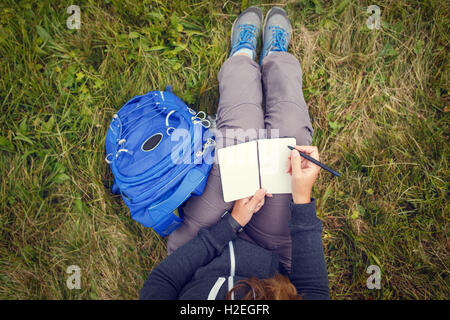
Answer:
[
  {"left": 198, "top": 216, "right": 238, "bottom": 252},
  {"left": 289, "top": 198, "right": 321, "bottom": 227}
]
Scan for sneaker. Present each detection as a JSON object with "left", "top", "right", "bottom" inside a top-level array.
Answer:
[
  {"left": 229, "top": 6, "right": 263, "bottom": 60},
  {"left": 259, "top": 7, "right": 292, "bottom": 65}
]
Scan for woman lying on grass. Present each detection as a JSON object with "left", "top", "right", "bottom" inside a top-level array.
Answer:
[{"left": 140, "top": 6, "right": 329, "bottom": 300}]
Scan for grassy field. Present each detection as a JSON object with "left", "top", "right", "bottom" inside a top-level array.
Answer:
[{"left": 0, "top": 0, "right": 448, "bottom": 299}]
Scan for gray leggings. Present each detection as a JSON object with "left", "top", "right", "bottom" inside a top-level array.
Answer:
[{"left": 167, "top": 52, "right": 313, "bottom": 272}]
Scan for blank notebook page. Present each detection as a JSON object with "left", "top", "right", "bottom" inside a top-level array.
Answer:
[
  {"left": 258, "top": 137, "right": 296, "bottom": 194},
  {"left": 217, "top": 140, "right": 260, "bottom": 202}
]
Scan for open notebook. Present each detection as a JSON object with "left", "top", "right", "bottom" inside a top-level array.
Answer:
[{"left": 217, "top": 137, "right": 296, "bottom": 202}]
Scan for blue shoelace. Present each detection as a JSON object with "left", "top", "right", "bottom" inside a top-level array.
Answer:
[
  {"left": 231, "top": 23, "right": 258, "bottom": 53},
  {"left": 267, "top": 26, "right": 288, "bottom": 52}
]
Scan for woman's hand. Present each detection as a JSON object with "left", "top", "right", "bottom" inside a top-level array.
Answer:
[
  {"left": 231, "top": 188, "right": 270, "bottom": 227},
  {"left": 286, "top": 145, "right": 321, "bottom": 204}
]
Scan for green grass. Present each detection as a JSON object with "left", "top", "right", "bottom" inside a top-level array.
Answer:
[{"left": 0, "top": 0, "right": 448, "bottom": 299}]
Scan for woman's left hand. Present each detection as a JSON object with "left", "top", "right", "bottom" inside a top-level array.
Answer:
[{"left": 230, "top": 188, "right": 271, "bottom": 227}]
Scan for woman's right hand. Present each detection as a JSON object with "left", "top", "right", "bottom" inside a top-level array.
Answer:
[{"left": 286, "top": 145, "right": 321, "bottom": 204}]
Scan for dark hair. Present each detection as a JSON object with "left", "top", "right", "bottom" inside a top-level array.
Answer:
[{"left": 226, "top": 273, "right": 302, "bottom": 300}]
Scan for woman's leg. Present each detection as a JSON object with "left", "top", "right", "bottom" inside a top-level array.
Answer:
[
  {"left": 263, "top": 52, "right": 313, "bottom": 144},
  {"left": 243, "top": 52, "right": 314, "bottom": 272},
  {"left": 167, "top": 55, "right": 265, "bottom": 253}
]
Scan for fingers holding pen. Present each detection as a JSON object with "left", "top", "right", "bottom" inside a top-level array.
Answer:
[{"left": 286, "top": 145, "right": 320, "bottom": 174}]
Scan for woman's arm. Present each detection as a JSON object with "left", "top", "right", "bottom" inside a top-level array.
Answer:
[
  {"left": 286, "top": 145, "right": 330, "bottom": 299},
  {"left": 139, "top": 217, "right": 238, "bottom": 300},
  {"left": 289, "top": 199, "right": 330, "bottom": 299},
  {"left": 140, "top": 187, "right": 270, "bottom": 300}
]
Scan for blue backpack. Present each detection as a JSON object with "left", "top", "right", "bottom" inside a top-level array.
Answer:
[{"left": 105, "top": 86, "right": 215, "bottom": 236}]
